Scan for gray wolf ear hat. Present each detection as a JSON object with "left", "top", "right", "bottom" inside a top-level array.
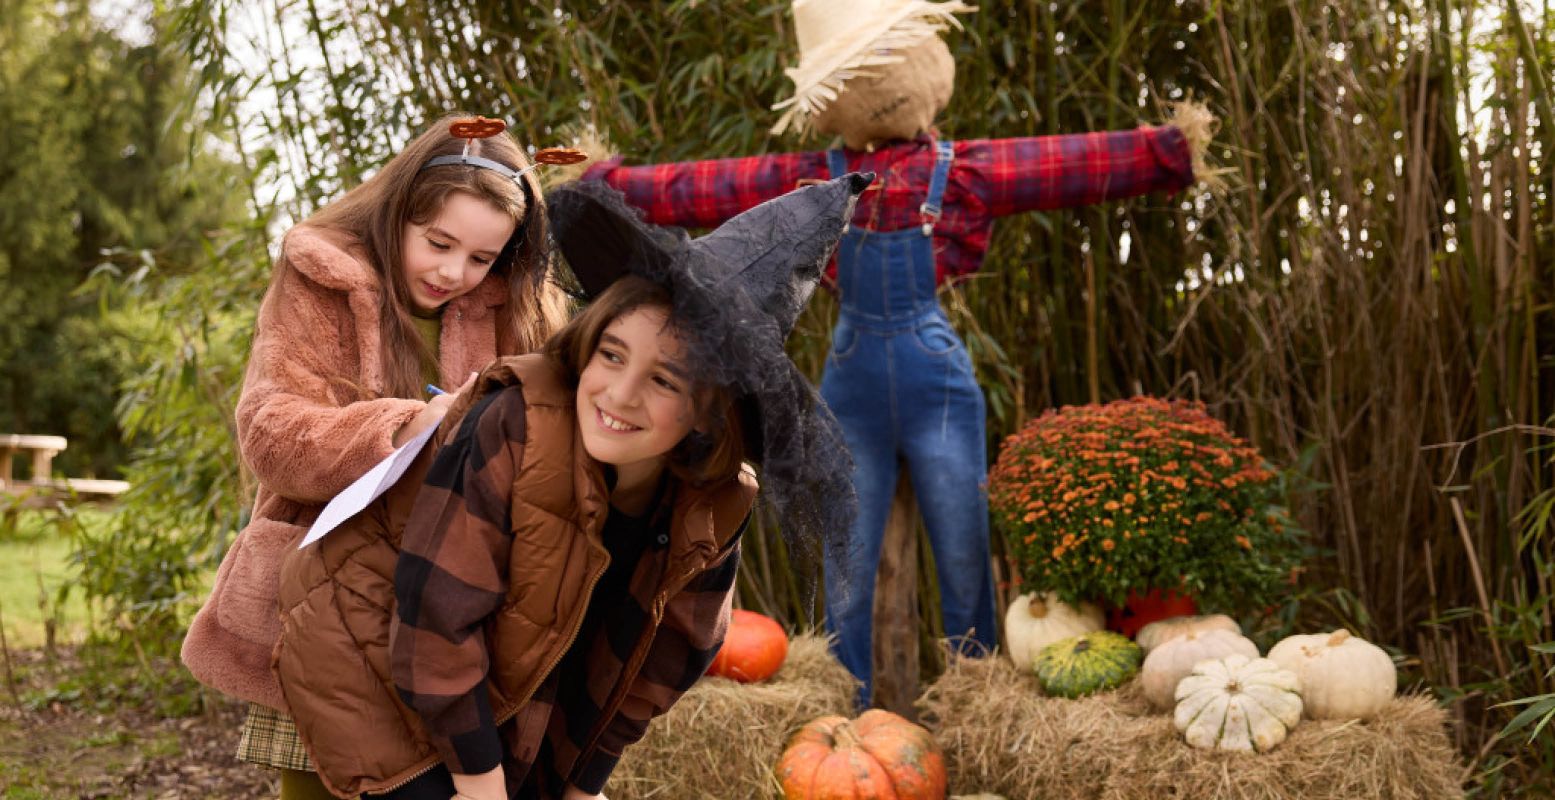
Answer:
[{"left": 548, "top": 172, "right": 874, "bottom": 580}]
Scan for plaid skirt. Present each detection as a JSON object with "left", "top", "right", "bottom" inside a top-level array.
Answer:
[{"left": 236, "top": 703, "right": 316, "bottom": 771}]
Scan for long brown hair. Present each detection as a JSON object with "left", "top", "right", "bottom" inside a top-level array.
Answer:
[
  {"left": 295, "top": 113, "right": 570, "bottom": 399},
  {"left": 547, "top": 276, "right": 747, "bottom": 487}
]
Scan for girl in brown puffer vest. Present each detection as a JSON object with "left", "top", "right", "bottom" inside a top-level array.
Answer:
[{"left": 273, "top": 175, "right": 870, "bottom": 799}]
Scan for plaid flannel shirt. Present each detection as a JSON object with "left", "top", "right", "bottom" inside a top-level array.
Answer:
[
  {"left": 391, "top": 376, "right": 750, "bottom": 795},
  {"left": 585, "top": 126, "right": 1194, "bottom": 285}
]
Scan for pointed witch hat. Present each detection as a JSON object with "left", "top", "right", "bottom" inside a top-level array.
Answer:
[{"left": 548, "top": 172, "right": 874, "bottom": 580}]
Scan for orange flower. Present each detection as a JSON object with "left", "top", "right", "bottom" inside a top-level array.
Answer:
[
  {"left": 1101, "top": 539, "right": 1116, "bottom": 551},
  {"left": 1236, "top": 535, "right": 1253, "bottom": 550}
]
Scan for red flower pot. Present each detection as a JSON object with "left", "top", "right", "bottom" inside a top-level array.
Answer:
[{"left": 1106, "top": 588, "right": 1198, "bottom": 638}]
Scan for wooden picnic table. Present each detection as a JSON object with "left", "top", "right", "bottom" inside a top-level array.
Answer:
[{"left": 0, "top": 434, "right": 129, "bottom": 499}]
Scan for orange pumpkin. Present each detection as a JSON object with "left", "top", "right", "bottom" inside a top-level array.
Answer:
[
  {"left": 707, "top": 609, "right": 788, "bottom": 682},
  {"left": 777, "top": 709, "right": 947, "bottom": 799}
]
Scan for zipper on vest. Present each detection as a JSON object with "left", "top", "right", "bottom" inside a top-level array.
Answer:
[
  {"left": 493, "top": 551, "right": 610, "bottom": 729},
  {"left": 372, "top": 756, "right": 441, "bottom": 794}
]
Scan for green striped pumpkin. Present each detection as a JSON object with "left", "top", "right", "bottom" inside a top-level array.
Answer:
[{"left": 1033, "top": 631, "right": 1143, "bottom": 698}]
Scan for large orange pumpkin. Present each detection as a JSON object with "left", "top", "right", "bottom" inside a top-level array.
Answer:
[
  {"left": 777, "top": 709, "right": 947, "bottom": 799},
  {"left": 707, "top": 609, "right": 789, "bottom": 682}
]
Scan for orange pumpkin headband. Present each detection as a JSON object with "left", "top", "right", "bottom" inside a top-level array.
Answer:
[{"left": 420, "top": 116, "right": 588, "bottom": 182}]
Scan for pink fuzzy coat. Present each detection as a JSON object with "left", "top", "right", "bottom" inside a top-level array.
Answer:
[{"left": 181, "top": 225, "right": 514, "bottom": 710}]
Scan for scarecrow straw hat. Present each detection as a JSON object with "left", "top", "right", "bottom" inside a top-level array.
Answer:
[{"left": 771, "top": 0, "right": 975, "bottom": 136}]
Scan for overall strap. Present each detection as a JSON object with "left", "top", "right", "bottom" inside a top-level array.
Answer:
[
  {"left": 826, "top": 148, "right": 849, "bottom": 179},
  {"left": 920, "top": 139, "right": 955, "bottom": 236}
]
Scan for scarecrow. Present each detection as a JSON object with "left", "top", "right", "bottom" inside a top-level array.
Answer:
[{"left": 585, "top": 0, "right": 1209, "bottom": 707}]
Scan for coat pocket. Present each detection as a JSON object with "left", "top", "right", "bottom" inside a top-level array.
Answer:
[{"left": 215, "top": 517, "right": 307, "bottom": 648}]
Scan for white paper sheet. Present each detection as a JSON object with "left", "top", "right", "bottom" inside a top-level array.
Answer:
[{"left": 299, "top": 423, "right": 439, "bottom": 549}]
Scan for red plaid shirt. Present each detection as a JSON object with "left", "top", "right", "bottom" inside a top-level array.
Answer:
[{"left": 584, "top": 126, "right": 1193, "bottom": 285}]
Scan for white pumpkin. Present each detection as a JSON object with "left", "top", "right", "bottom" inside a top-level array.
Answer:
[
  {"left": 1267, "top": 629, "right": 1397, "bottom": 720},
  {"left": 1174, "top": 654, "right": 1303, "bottom": 752},
  {"left": 1136, "top": 614, "right": 1242, "bottom": 653},
  {"left": 1141, "top": 628, "right": 1261, "bottom": 710},
  {"left": 1004, "top": 592, "right": 1104, "bottom": 671}
]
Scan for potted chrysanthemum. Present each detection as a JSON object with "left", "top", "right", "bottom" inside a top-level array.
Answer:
[{"left": 987, "top": 397, "right": 1302, "bottom": 637}]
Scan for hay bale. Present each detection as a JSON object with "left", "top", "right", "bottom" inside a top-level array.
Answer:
[
  {"left": 919, "top": 655, "right": 1465, "bottom": 800},
  {"left": 611, "top": 633, "right": 858, "bottom": 799}
]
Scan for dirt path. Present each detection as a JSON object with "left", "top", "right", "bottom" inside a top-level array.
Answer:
[{"left": 1, "top": 648, "right": 278, "bottom": 799}]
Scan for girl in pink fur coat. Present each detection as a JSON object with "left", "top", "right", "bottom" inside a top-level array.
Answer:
[{"left": 180, "top": 115, "right": 571, "bottom": 799}]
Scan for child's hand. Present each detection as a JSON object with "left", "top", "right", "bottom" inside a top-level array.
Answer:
[{"left": 394, "top": 371, "right": 478, "bottom": 447}]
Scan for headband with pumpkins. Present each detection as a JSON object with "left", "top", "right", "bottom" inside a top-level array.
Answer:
[
  {"left": 420, "top": 115, "right": 588, "bottom": 180},
  {"left": 418, "top": 115, "right": 588, "bottom": 247}
]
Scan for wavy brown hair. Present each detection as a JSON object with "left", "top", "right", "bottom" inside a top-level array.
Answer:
[
  {"left": 547, "top": 275, "right": 747, "bottom": 487},
  {"left": 294, "top": 113, "right": 570, "bottom": 399}
]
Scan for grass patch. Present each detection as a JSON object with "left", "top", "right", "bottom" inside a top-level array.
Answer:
[{"left": 0, "top": 507, "right": 111, "bottom": 649}]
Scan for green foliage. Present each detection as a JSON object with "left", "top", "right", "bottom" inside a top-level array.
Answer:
[
  {"left": 1496, "top": 642, "right": 1555, "bottom": 745},
  {"left": 988, "top": 397, "right": 1302, "bottom": 613},
  {"left": 0, "top": 0, "right": 246, "bottom": 477},
  {"left": 72, "top": 220, "right": 268, "bottom": 649}
]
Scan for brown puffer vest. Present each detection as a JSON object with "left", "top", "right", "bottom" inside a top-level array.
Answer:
[{"left": 271, "top": 354, "right": 756, "bottom": 796}]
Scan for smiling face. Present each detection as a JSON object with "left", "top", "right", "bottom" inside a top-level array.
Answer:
[
  {"left": 400, "top": 190, "right": 517, "bottom": 312},
  {"left": 575, "top": 305, "right": 699, "bottom": 490}
]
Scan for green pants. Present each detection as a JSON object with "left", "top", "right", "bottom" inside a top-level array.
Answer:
[{"left": 280, "top": 768, "right": 351, "bottom": 800}]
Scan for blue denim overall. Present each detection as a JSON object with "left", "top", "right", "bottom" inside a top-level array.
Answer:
[{"left": 821, "top": 142, "right": 997, "bottom": 707}]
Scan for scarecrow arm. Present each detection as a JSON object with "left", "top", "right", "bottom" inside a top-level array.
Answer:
[
  {"left": 569, "top": 540, "right": 744, "bottom": 793},
  {"left": 584, "top": 151, "right": 828, "bottom": 228},
  {"left": 976, "top": 125, "right": 1195, "bottom": 216}
]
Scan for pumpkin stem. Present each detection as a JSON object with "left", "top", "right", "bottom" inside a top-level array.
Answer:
[
  {"left": 833, "top": 715, "right": 870, "bottom": 747},
  {"left": 1327, "top": 630, "right": 1352, "bottom": 647},
  {"left": 1028, "top": 596, "right": 1049, "bottom": 618},
  {"left": 831, "top": 720, "right": 864, "bottom": 750}
]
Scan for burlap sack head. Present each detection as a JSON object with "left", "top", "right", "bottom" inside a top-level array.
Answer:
[
  {"left": 769, "top": 0, "right": 972, "bottom": 142},
  {"left": 812, "top": 37, "right": 955, "bottom": 150}
]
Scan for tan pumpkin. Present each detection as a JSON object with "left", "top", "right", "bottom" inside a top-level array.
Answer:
[
  {"left": 777, "top": 709, "right": 947, "bottom": 799},
  {"left": 1140, "top": 628, "right": 1260, "bottom": 709},
  {"left": 1267, "top": 629, "right": 1396, "bottom": 720},
  {"left": 1174, "top": 653, "right": 1303, "bottom": 752},
  {"left": 1004, "top": 592, "right": 1104, "bottom": 671},
  {"left": 1135, "top": 613, "right": 1241, "bottom": 653}
]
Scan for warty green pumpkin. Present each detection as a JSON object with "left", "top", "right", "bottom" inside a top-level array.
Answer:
[{"left": 1033, "top": 631, "right": 1142, "bottom": 698}]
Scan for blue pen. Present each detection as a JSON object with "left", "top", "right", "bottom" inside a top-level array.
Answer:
[{"left": 425, "top": 384, "right": 445, "bottom": 397}]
